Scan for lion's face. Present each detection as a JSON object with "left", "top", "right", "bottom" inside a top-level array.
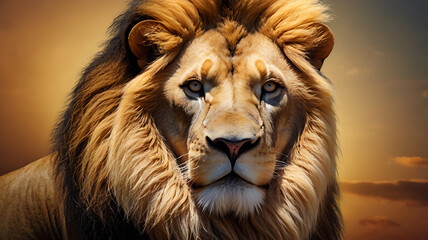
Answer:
[{"left": 155, "top": 30, "right": 298, "bottom": 216}]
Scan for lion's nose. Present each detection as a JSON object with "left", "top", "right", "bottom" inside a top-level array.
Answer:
[{"left": 207, "top": 137, "right": 260, "bottom": 166}]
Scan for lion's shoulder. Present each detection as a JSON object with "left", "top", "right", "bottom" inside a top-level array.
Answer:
[{"left": 0, "top": 155, "right": 67, "bottom": 239}]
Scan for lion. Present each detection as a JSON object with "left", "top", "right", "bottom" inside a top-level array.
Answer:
[{"left": 0, "top": 0, "right": 342, "bottom": 239}]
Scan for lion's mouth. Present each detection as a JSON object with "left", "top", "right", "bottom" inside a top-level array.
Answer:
[{"left": 190, "top": 172, "right": 268, "bottom": 189}]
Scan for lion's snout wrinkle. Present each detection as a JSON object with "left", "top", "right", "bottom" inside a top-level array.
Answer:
[{"left": 204, "top": 109, "right": 261, "bottom": 140}]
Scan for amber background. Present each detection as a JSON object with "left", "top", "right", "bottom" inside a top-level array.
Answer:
[{"left": 0, "top": 0, "right": 427, "bottom": 239}]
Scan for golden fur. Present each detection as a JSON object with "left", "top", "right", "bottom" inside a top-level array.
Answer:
[
  {"left": 0, "top": 0, "right": 342, "bottom": 239},
  {"left": 0, "top": 155, "right": 67, "bottom": 239}
]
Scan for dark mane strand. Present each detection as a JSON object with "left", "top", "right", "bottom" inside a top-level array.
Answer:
[{"left": 53, "top": 1, "right": 146, "bottom": 238}]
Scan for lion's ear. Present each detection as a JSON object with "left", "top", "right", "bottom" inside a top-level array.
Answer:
[
  {"left": 307, "top": 23, "right": 334, "bottom": 70},
  {"left": 128, "top": 20, "right": 164, "bottom": 69}
]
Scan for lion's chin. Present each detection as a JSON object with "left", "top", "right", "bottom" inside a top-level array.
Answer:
[{"left": 193, "top": 175, "right": 266, "bottom": 217}]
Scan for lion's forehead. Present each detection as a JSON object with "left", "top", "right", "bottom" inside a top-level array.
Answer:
[{"left": 181, "top": 30, "right": 285, "bottom": 85}]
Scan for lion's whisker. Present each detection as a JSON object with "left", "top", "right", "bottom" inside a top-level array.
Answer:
[{"left": 175, "top": 152, "right": 189, "bottom": 161}]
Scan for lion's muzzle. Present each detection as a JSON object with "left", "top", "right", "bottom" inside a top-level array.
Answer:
[{"left": 188, "top": 99, "right": 276, "bottom": 189}]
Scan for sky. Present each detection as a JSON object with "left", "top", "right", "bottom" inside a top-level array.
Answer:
[{"left": 0, "top": 0, "right": 427, "bottom": 239}]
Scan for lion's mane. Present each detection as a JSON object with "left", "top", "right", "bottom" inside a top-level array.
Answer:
[{"left": 54, "top": 0, "right": 342, "bottom": 239}]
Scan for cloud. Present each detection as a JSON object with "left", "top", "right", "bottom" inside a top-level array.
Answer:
[
  {"left": 341, "top": 179, "right": 428, "bottom": 207},
  {"left": 394, "top": 156, "right": 428, "bottom": 169},
  {"left": 359, "top": 216, "right": 400, "bottom": 227}
]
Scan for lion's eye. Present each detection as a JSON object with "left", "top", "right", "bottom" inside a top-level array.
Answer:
[
  {"left": 262, "top": 81, "right": 278, "bottom": 93},
  {"left": 182, "top": 80, "right": 204, "bottom": 99},
  {"left": 188, "top": 80, "right": 202, "bottom": 92},
  {"left": 261, "top": 80, "right": 284, "bottom": 105}
]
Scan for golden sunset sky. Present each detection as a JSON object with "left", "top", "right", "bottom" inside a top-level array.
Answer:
[{"left": 0, "top": 0, "right": 427, "bottom": 239}]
